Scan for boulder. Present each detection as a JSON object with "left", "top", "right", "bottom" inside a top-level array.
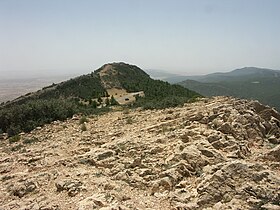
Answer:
[
  {"left": 55, "top": 179, "right": 83, "bottom": 196},
  {"left": 218, "top": 122, "right": 234, "bottom": 135},
  {"left": 196, "top": 161, "right": 280, "bottom": 208},
  {"left": 189, "top": 112, "right": 204, "bottom": 122},
  {"left": 180, "top": 145, "right": 208, "bottom": 169},
  {"left": 250, "top": 101, "right": 268, "bottom": 113},
  {"left": 78, "top": 194, "right": 107, "bottom": 210},
  {"left": 8, "top": 181, "right": 37, "bottom": 198},
  {"left": 264, "top": 145, "right": 280, "bottom": 162},
  {"left": 268, "top": 135, "right": 280, "bottom": 144},
  {"left": 151, "top": 177, "right": 173, "bottom": 194}
]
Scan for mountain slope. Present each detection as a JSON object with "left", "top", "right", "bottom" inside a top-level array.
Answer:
[
  {"left": 178, "top": 67, "right": 280, "bottom": 111},
  {"left": 95, "top": 63, "right": 198, "bottom": 101},
  {"left": 179, "top": 80, "right": 235, "bottom": 96},
  {"left": 0, "top": 62, "right": 200, "bottom": 136},
  {"left": 5, "top": 72, "right": 106, "bottom": 105},
  {"left": 0, "top": 97, "right": 279, "bottom": 209}
]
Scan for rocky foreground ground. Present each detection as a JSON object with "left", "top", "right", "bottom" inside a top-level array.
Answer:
[{"left": 0, "top": 96, "right": 279, "bottom": 210}]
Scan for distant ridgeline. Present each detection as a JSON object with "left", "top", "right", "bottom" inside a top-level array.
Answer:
[
  {"left": 177, "top": 67, "right": 280, "bottom": 112},
  {"left": 0, "top": 62, "right": 200, "bottom": 136}
]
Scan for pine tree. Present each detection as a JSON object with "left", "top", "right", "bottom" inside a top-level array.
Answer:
[
  {"left": 105, "top": 98, "right": 110, "bottom": 106},
  {"left": 110, "top": 96, "right": 119, "bottom": 105},
  {"left": 97, "top": 97, "right": 102, "bottom": 104},
  {"left": 91, "top": 100, "right": 97, "bottom": 108}
]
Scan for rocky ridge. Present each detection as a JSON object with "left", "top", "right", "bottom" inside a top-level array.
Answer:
[{"left": 0, "top": 96, "right": 279, "bottom": 210}]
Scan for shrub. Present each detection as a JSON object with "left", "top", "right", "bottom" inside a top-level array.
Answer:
[
  {"left": 0, "top": 99, "right": 77, "bottom": 135},
  {"left": 90, "top": 100, "right": 98, "bottom": 108},
  {"left": 81, "top": 123, "right": 87, "bottom": 131},
  {"left": 135, "top": 96, "right": 191, "bottom": 110},
  {"left": 79, "top": 116, "right": 89, "bottom": 125},
  {"left": 123, "top": 109, "right": 129, "bottom": 114},
  {"left": 11, "top": 144, "right": 24, "bottom": 152},
  {"left": 7, "top": 125, "right": 20, "bottom": 137},
  {"left": 110, "top": 96, "right": 119, "bottom": 105},
  {"left": 9, "top": 135, "right": 21, "bottom": 144},
  {"left": 105, "top": 98, "right": 110, "bottom": 106},
  {"left": 23, "top": 137, "right": 39, "bottom": 144},
  {"left": 97, "top": 97, "right": 102, "bottom": 104},
  {"left": 126, "top": 117, "right": 133, "bottom": 124}
]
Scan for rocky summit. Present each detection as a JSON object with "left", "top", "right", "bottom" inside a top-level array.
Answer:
[{"left": 0, "top": 96, "right": 280, "bottom": 210}]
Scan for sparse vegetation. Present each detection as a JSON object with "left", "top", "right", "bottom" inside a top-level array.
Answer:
[
  {"left": 136, "top": 96, "right": 186, "bottom": 109},
  {"left": 97, "top": 97, "right": 102, "bottom": 104},
  {"left": 126, "top": 117, "right": 133, "bottom": 124},
  {"left": 94, "top": 171, "right": 103, "bottom": 177},
  {"left": 81, "top": 123, "right": 87, "bottom": 132},
  {"left": 123, "top": 109, "right": 129, "bottom": 114},
  {"left": 11, "top": 144, "right": 24, "bottom": 152},
  {"left": 23, "top": 137, "right": 39, "bottom": 144},
  {"left": 110, "top": 96, "right": 119, "bottom": 105},
  {"left": 9, "top": 135, "right": 21, "bottom": 144},
  {"left": 79, "top": 116, "right": 89, "bottom": 125},
  {"left": 105, "top": 98, "right": 110, "bottom": 107},
  {"left": 89, "top": 100, "right": 98, "bottom": 108}
]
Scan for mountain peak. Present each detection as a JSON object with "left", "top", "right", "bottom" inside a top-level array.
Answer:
[
  {"left": 97, "top": 62, "right": 143, "bottom": 71},
  {"left": 95, "top": 62, "right": 150, "bottom": 90},
  {"left": 0, "top": 63, "right": 200, "bottom": 136}
]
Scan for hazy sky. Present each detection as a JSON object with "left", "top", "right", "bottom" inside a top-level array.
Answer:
[{"left": 0, "top": 0, "right": 280, "bottom": 77}]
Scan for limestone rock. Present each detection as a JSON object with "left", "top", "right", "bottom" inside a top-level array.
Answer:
[
  {"left": 268, "top": 135, "right": 280, "bottom": 144},
  {"left": 218, "top": 122, "right": 234, "bottom": 134},
  {"left": 264, "top": 145, "right": 280, "bottom": 162},
  {"left": 8, "top": 181, "right": 37, "bottom": 198},
  {"left": 55, "top": 179, "right": 83, "bottom": 196},
  {"left": 197, "top": 161, "right": 279, "bottom": 208},
  {"left": 151, "top": 177, "right": 173, "bottom": 194},
  {"left": 78, "top": 194, "right": 106, "bottom": 210},
  {"left": 1, "top": 96, "right": 280, "bottom": 210}
]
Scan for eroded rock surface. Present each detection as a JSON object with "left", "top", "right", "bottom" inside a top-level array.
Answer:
[{"left": 0, "top": 97, "right": 279, "bottom": 209}]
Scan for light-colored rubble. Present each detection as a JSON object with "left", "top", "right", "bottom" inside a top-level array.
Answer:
[{"left": 0, "top": 96, "right": 279, "bottom": 210}]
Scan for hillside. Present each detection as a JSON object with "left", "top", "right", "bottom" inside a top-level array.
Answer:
[
  {"left": 178, "top": 67, "right": 280, "bottom": 111},
  {"left": 0, "top": 62, "right": 200, "bottom": 136},
  {"left": 0, "top": 96, "right": 279, "bottom": 209},
  {"left": 179, "top": 80, "right": 235, "bottom": 97}
]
